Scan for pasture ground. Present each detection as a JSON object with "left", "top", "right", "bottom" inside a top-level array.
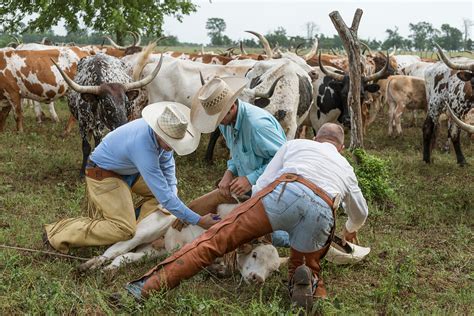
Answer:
[{"left": 0, "top": 100, "right": 473, "bottom": 315}]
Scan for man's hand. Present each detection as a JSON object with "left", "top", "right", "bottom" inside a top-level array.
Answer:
[
  {"left": 171, "top": 218, "right": 188, "bottom": 231},
  {"left": 341, "top": 225, "right": 358, "bottom": 245},
  {"left": 229, "top": 176, "right": 252, "bottom": 196},
  {"left": 218, "top": 170, "right": 234, "bottom": 198},
  {"left": 198, "top": 213, "right": 221, "bottom": 229}
]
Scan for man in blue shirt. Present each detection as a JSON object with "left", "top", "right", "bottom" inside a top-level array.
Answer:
[
  {"left": 176, "top": 77, "right": 290, "bottom": 246},
  {"left": 43, "top": 102, "right": 219, "bottom": 254}
]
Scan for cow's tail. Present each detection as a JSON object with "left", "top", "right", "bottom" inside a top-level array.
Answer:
[{"left": 132, "top": 42, "right": 157, "bottom": 81}]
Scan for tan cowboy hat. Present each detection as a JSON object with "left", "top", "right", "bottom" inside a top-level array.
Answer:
[
  {"left": 325, "top": 236, "right": 371, "bottom": 265},
  {"left": 142, "top": 102, "right": 201, "bottom": 156},
  {"left": 191, "top": 76, "right": 248, "bottom": 133}
]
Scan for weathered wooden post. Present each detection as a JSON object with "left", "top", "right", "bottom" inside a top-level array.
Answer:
[{"left": 329, "top": 9, "right": 364, "bottom": 149}]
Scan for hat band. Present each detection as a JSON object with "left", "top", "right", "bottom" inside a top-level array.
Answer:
[{"left": 201, "top": 87, "right": 230, "bottom": 115}]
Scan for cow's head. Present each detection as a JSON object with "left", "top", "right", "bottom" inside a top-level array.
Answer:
[
  {"left": 436, "top": 43, "right": 474, "bottom": 90},
  {"left": 318, "top": 52, "right": 389, "bottom": 127},
  {"left": 237, "top": 244, "right": 281, "bottom": 284},
  {"left": 52, "top": 54, "right": 163, "bottom": 130}
]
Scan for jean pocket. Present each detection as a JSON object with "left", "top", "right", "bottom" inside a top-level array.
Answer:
[
  {"left": 263, "top": 184, "right": 303, "bottom": 215},
  {"left": 94, "top": 181, "right": 120, "bottom": 195}
]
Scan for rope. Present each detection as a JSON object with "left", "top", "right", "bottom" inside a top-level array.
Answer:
[{"left": 0, "top": 244, "right": 90, "bottom": 261}]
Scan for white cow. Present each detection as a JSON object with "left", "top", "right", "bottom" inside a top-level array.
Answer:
[
  {"left": 78, "top": 204, "right": 284, "bottom": 284},
  {"left": 393, "top": 55, "right": 422, "bottom": 71}
]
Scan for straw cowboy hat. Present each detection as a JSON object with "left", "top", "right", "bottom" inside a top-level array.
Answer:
[
  {"left": 325, "top": 236, "right": 371, "bottom": 265},
  {"left": 142, "top": 102, "right": 201, "bottom": 156},
  {"left": 191, "top": 76, "right": 248, "bottom": 133}
]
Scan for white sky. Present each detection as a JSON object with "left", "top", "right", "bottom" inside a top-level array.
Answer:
[
  {"left": 50, "top": 0, "right": 473, "bottom": 44},
  {"left": 161, "top": 0, "right": 473, "bottom": 44}
]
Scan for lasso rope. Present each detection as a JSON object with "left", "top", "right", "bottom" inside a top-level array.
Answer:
[{"left": 0, "top": 244, "right": 89, "bottom": 261}]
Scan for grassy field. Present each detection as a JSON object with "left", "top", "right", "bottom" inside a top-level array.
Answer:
[{"left": 0, "top": 100, "right": 473, "bottom": 315}]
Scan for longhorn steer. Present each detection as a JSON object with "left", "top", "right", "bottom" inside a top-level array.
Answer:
[
  {"left": 423, "top": 44, "right": 474, "bottom": 165},
  {"left": 53, "top": 53, "right": 163, "bottom": 175}
]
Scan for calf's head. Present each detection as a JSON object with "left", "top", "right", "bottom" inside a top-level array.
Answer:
[{"left": 237, "top": 244, "right": 281, "bottom": 284}]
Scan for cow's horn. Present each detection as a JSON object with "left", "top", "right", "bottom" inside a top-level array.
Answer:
[
  {"left": 255, "top": 76, "right": 283, "bottom": 99},
  {"left": 245, "top": 30, "right": 273, "bottom": 59},
  {"left": 11, "top": 35, "right": 21, "bottom": 44},
  {"left": 133, "top": 31, "right": 142, "bottom": 46},
  {"left": 447, "top": 104, "right": 474, "bottom": 133},
  {"left": 389, "top": 46, "right": 397, "bottom": 57},
  {"left": 319, "top": 52, "right": 345, "bottom": 81},
  {"left": 51, "top": 58, "right": 101, "bottom": 95},
  {"left": 363, "top": 51, "right": 389, "bottom": 82},
  {"left": 294, "top": 43, "right": 305, "bottom": 56},
  {"left": 127, "top": 31, "right": 138, "bottom": 46},
  {"left": 104, "top": 36, "right": 127, "bottom": 50},
  {"left": 123, "top": 53, "right": 164, "bottom": 91},
  {"left": 359, "top": 41, "right": 372, "bottom": 55},
  {"left": 435, "top": 43, "right": 474, "bottom": 71},
  {"left": 239, "top": 41, "right": 247, "bottom": 55},
  {"left": 303, "top": 38, "right": 318, "bottom": 61}
]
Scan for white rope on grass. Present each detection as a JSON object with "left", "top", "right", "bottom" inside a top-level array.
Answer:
[{"left": 0, "top": 244, "right": 90, "bottom": 261}]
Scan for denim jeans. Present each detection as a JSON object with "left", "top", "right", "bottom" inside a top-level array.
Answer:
[{"left": 262, "top": 181, "right": 334, "bottom": 252}]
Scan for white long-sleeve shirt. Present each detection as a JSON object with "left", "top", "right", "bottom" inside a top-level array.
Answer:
[{"left": 253, "top": 139, "right": 368, "bottom": 232}]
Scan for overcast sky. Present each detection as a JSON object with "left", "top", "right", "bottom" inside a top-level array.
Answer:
[{"left": 158, "top": 0, "right": 473, "bottom": 44}]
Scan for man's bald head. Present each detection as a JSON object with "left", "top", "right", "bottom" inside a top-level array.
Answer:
[{"left": 315, "top": 123, "right": 345, "bottom": 148}]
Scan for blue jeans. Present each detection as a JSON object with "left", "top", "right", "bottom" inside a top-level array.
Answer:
[{"left": 263, "top": 182, "right": 334, "bottom": 252}]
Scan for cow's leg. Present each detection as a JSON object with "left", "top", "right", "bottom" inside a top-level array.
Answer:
[
  {"left": 0, "top": 104, "right": 12, "bottom": 132},
  {"left": 449, "top": 126, "right": 466, "bottom": 166},
  {"left": 48, "top": 101, "right": 60, "bottom": 122},
  {"left": 422, "top": 115, "right": 436, "bottom": 163},
  {"left": 104, "top": 244, "right": 167, "bottom": 271},
  {"left": 205, "top": 128, "right": 221, "bottom": 163},
  {"left": 33, "top": 101, "right": 43, "bottom": 123},
  {"left": 62, "top": 115, "right": 76, "bottom": 137},
  {"left": 394, "top": 104, "right": 404, "bottom": 136},
  {"left": 286, "top": 121, "right": 298, "bottom": 140},
  {"left": 78, "top": 212, "right": 175, "bottom": 271},
  {"left": 388, "top": 101, "right": 395, "bottom": 136},
  {"left": 10, "top": 94, "right": 24, "bottom": 132}
]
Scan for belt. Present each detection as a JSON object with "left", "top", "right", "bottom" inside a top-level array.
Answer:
[{"left": 85, "top": 159, "right": 122, "bottom": 181}]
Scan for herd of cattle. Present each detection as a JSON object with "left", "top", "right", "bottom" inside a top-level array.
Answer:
[{"left": 1, "top": 31, "right": 473, "bottom": 170}]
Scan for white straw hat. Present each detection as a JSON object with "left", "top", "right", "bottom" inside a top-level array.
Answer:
[
  {"left": 191, "top": 76, "right": 248, "bottom": 133},
  {"left": 142, "top": 102, "right": 201, "bottom": 155}
]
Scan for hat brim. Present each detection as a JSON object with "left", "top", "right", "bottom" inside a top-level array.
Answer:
[
  {"left": 325, "top": 242, "right": 371, "bottom": 265},
  {"left": 142, "top": 102, "right": 201, "bottom": 156},
  {"left": 191, "top": 77, "right": 248, "bottom": 133}
]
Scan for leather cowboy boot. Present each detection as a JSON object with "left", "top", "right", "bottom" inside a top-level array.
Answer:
[
  {"left": 304, "top": 246, "right": 328, "bottom": 299},
  {"left": 137, "top": 197, "right": 273, "bottom": 297}
]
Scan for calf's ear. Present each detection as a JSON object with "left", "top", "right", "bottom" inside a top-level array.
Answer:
[
  {"left": 365, "top": 84, "right": 380, "bottom": 93},
  {"left": 456, "top": 71, "right": 473, "bottom": 82},
  {"left": 126, "top": 90, "right": 140, "bottom": 101}
]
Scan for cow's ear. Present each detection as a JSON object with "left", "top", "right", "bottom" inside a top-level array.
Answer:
[
  {"left": 457, "top": 71, "right": 473, "bottom": 82},
  {"left": 81, "top": 93, "right": 97, "bottom": 103},
  {"left": 365, "top": 84, "right": 380, "bottom": 93},
  {"left": 126, "top": 90, "right": 140, "bottom": 101}
]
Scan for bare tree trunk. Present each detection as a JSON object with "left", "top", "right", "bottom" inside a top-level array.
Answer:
[
  {"left": 116, "top": 30, "right": 124, "bottom": 46},
  {"left": 329, "top": 9, "right": 364, "bottom": 149}
]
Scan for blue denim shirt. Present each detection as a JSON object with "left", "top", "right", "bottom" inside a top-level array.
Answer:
[
  {"left": 219, "top": 100, "right": 287, "bottom": 184},
  {"left": 90, "top": 118, "right": 200, "bottom": 225}
]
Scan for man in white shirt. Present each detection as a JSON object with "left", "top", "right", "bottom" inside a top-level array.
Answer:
[{"left": 126, "top": 123, "right": 368, "bottom": 311}]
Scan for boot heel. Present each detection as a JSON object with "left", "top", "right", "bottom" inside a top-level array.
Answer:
[{"left": 291, "top": 264, "right": 313, "bottom": 311}]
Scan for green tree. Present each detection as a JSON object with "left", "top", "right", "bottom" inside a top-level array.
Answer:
[
  {"left": 0, "top": 0, "right": 197, "bottom": 45},
  {"left": 408, "top": 21, "right": 438, "bottom": 51},
  {"left": 381, "top": 27, "right": 406, "bottom": 50},
  {"left": 206, "top": 17, "right": 227, "bottom": 46},
  {"left": 266, "top": 27, "right": 289, "bottom": 48},
  {"left": 436, "top": 24, "right": 463, "bottom": 51}
]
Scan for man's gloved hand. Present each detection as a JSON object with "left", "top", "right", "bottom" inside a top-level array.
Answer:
[
  {"left": 198, "top": 213, "right": 221, "bottom": 229},
  {"left": 229, "top": 176, "right": 251, "bottom": 196},
  {"left": 171, "top": 218, "right": 188, "bottom": 231},
  {"left": 341, "top": 225, "right": 359, "bottom": 245}
]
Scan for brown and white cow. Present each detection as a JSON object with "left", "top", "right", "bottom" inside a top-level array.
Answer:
[{"left": 0, "top": 47, "right": 90, "bottom": 132}]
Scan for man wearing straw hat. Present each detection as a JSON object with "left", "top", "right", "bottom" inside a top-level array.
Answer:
[
  {"left": 43, "top": 102, "right": 219, "bottom": 254},
  {"left": 125, "top": 122, "right": 369, "bottom": 311},
  {"left": 171, "top": 76, "right": 290, "bottom": 246}
]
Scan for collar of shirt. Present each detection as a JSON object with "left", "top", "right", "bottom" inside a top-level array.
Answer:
[{"left": 232, "top": 99, "right": 244, "bottom": 133}]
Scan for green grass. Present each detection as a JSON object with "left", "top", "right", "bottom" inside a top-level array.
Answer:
[{"left": 1, "top": 100, "right": 473, "bottom": 314}]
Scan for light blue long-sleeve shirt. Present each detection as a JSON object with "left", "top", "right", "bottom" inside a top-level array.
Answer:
[
  {"left": 219, "top": 100, "right": 287, "bottom": 185},
  {"left": 89, "top": 118, "right": 200, "bottom": 225}
]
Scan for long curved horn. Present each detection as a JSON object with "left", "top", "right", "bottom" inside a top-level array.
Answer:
[
  {"left": 51, "top": 58, "right": 101, "bottom": 95},
  {"left": 319, "top": 52, "right": 345, "bottom": 81},
  {"left": 133, "top": 31, "right": 142, "bottom": 46},
  {"left": 435, "top": 43, "right": 474, "bottom": 71},
  {"left": 199, "top": 71, "right": 205, "bottom": 86},
  {"left": 389, "top": 46, "right": 397, "bottom": 57},
  {"left": 104, "top": 36, "right": 127, "bottom": 49},
  {"left": 11, "top": 35, "right": 21, "bottom": 44},
  {"left": 123, "top": 53, "right": 164, "bottom": 91},
  {"left": 127, "top": 31, "right": 137, "bottom": 46},
  {"left": 363, "top": 51, "right": 389, "bottom": 82},
  {"left": 447, "top": 104, "right": 474, "bottom": 133},
  {"left": 245, "top": 30, "right": 273, "bottom": 59},
  {"left": 359, "top": 41, "right": 372, "bottom": 55},
  {"left": 295, "top": 43, "right": 305, "bottom": 56},
  {"left": 239, "top": 41, "right": 247, "bottom": 55},
  {"left": 255, "top": 76, "right": 283, "bottom": 98},
  {"left": 303, "top": 39, "right": 318, "bottom": 61}
]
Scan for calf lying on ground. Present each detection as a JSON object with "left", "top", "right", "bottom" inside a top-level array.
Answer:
[{"left": 78, "top": 204, "right": 284, "bottom": 284}]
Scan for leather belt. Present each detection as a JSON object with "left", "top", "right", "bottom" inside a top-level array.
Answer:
[{"left": 85, "top": 159, "right": 122, "bottom": 181}]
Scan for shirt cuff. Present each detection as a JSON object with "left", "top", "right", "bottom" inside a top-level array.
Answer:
[
  {"left": 246, "top": 172, "right": 259, "bottom": 185},
  {"left": 185, "top": 209, "right": 201, "bottom": 225},
  {"left": 345, "top": 219, "right": 361, "bottom": 233}
]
